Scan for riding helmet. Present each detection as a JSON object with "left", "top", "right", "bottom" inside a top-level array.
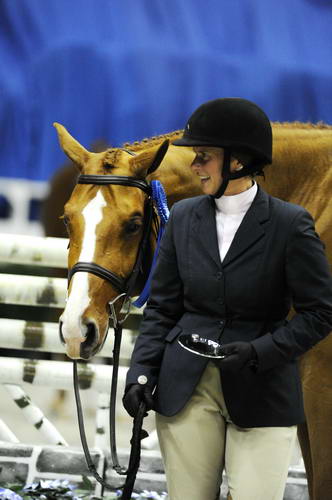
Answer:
[{"left": 173, "top": 97, "right": 272, "bottom": 169}]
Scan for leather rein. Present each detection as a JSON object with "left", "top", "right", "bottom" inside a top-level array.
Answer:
[{"left": 70, "top": 160, "right": 156, "bottom": 496}]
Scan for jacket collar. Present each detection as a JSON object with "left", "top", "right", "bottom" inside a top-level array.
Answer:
[{"left": 192, "top": 185, "right": 270, "bottom": 269}]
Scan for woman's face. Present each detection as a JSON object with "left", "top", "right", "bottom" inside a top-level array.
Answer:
[
  {"left": 190, "top": 147, "right": 224, "bottom": 195},
  {"left": 191, "top": 147, "right": 252, "bottom": 196}
]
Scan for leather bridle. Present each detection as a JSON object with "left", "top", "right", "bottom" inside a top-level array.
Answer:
[
  {"left": 70, "top": 157, "right": 157, "bottom": 497},
  {"left": 68, "top": 173, "right": 153, "bottom": 300}
]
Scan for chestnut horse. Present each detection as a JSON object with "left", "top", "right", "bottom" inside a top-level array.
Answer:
[{"left": 53, "top": 121, "right": 332, "bottom": 500}]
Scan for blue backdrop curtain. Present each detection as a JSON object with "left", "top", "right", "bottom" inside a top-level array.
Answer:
[{"left": 0, "top": 0, "right": 331, "bottom": 181}]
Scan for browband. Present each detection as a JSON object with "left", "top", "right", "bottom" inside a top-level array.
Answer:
[{"left": 78, "top": 175, "right": 151, "bottom": 195}]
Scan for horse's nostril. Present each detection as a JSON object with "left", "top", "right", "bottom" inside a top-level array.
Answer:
[
  {"left": 59, "top": 321, "right": 65, "bottom": 345},
  {"left": 83, "top": 323, "right": 97, "bottom": 349}
]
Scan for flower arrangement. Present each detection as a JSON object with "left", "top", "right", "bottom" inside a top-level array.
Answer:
[{"left": 0, "top": 479, "right": 167, "bottom": 500}]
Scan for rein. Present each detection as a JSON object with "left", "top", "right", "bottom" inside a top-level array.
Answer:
[{"left": 69, "top": 166, "right": 167, "bottom": 497}]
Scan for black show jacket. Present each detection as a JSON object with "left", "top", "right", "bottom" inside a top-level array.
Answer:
[{"left": 126, "top": 186, "right": 332, "bottom": 427}]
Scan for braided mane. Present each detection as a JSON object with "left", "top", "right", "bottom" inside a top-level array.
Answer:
[
  {"left": 272, "top": 121, "right": 332, "bottom": 130},
  {"left": 122, "top": 130, "right": 184, "bottom": 151},
  {"left": 120, "top": 121, "right": 331, "bottom": 153}
]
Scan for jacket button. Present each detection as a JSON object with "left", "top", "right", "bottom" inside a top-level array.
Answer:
[
  {"left": 216, "top": 272, "right": 223, "bottom": 280},
  {"left": 137, "top": 375, "right": 148, "bottom": 385},
  {"left": 218, "top": 298, "right": 224, "bottom": 305}
]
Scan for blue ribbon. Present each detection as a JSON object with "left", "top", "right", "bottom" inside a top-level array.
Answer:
[{"left": 132, "top": 181, "right": 169, "bottom": 308}]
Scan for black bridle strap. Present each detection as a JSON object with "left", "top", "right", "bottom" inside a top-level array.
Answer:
[
  {"left": 110, "top": 323, "right": 126, "bottom": 475},
  {"left": 70, "top": 170, "right": 154, "bottom": 497},
  {"left": 68, "top": 173, "right": 153, "bottom": 295},
  {"left": 78, "top": 175, "right": 151, "bottom": 195},
  {"left": 73, "top": 360, "right": 147, "bottom": 497},
  {"left": 73, "top": 360, "right": 114, "bottom": 490},
  {"left": 109, "top": 199, "right": 154, "bottom": 475},
  {"left": 121, "top": 402, "right": 148, "bottom": 499},
  {"left": 68, "top": 262, "right": 125, "bottom": 293},
  {"left": 125, "top": 199, "right": 154, "bottom": 298},
  {"left": 67, "top": 197, "right": 154, "bottom": 296}
]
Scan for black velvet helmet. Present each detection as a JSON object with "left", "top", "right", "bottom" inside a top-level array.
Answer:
[
  {"left": 173, "top": 97, "right": 272, "bottom": 166},
  {"left": 173, "top": 98, "right": 272, "bottom": 198}
]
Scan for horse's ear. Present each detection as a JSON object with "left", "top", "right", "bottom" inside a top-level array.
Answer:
[
  {"left": 132, "top": 140, "right": 170, "bottom": 178},
  {"left": 53, "top": 123, "right": 91, "bottom": 170},
  {"left": 146, "top": 140, "right": 169, "bottom": 175}
]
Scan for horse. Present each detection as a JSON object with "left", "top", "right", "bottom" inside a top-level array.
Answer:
[{"left": 53, "top": 121, "right": 332, "bottom": 500}]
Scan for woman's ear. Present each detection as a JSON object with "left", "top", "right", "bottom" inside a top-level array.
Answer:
[
  {"left": 231, "top": 157, "right": 244, "bottom": 172},
  {"left": 131, "top": 140, "right": 169, "bottom": 178}
]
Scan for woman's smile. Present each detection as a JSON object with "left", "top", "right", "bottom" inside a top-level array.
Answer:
[
  {"left": 191, "top": 147, "right": 223, "bottom": 195},
  {"left": 191, "top": 146, "right": 253, "bottom": 196}
]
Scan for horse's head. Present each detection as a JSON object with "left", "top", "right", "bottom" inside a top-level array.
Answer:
[{"left": 53, "top": 123, "right": 169, "bottom": 360}]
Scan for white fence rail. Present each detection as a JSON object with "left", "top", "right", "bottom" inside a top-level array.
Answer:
[
  {"left": 0, "top": 356, "right": 127, "bottom": 392},
  {"left": 0, "top": 233, "right": 68, "bottom": 267},
  {"left": 0, "top": 233, "right": 142, "bottom": 447},
  {"left": 0, "top": 318, "right": 134, "bottom": 359}
]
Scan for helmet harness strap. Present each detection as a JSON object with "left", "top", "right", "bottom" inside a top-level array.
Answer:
[
  {"left": 212, "top": 148, "right": 232, "bottom": 199},
  {"left": 213, "top": 149, "right": 261, "bottom": 199}
]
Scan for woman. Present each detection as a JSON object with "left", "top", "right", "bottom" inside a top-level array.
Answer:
[{"left": 123, "top": 98, "right": 332, "bottom": 500}]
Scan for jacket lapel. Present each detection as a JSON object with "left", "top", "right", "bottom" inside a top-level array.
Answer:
[
  {"left": 222, "top": 186, "right": 270, "bottom": 267},
  {"left": 192, "top": 196, "right": 222, "bottom": 269},
  {"left": 192, "top": 187, "right": 271, "bottom": 270}
]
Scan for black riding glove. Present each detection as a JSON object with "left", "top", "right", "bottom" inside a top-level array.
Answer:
[
  {"left": 218, "top": 341, "right": 258, "bottom": 372},
  {"left": 123, "top": 383, "right": 154, "bottom": 418}
]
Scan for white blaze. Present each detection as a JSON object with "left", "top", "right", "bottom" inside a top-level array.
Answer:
[{"left": 61, "top": 190, "right": 106, "bottom": 339}]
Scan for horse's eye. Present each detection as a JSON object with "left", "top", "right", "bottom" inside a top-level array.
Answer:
[{"left": 125, "top": 219, "right": 142, "bottom": 234}]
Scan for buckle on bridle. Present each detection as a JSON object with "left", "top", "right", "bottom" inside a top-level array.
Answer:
[{"left": 108, "top": 293, "right": 132, "bottom": 327}]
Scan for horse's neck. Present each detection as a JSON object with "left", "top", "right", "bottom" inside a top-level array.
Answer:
[
  {"left": 259, "top": 128, "right": 332, "bottom": 249},
  {"left": 261, "top": 129, "right": 332, "bottom": 205},
  {"left": 148, "top": 126, "right": 332, "bottom": 221}
]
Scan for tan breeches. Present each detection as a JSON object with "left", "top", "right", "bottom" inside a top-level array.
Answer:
[{"left": 156, "top": 362, "right": 297, "bottom": 500}]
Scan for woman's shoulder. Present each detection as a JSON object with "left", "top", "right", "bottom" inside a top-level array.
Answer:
[
  {"left": 266, "top": 191, "right": 313, "bottom": 225},
  {"left": 269, "top": 193, "right": 306, "bottom": 213},
  {"left": 171, "top": 194, "right": 209, "bottom": 214}
]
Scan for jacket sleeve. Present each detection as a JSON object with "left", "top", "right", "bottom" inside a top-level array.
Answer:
[
  {"left": 252, "top": 208, "right": 332, "bottom": 372},
  {"left": 125, "top": 204, "right": 184, "bottom": 388}
]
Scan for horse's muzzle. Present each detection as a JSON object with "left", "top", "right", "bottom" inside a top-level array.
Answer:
[
  {"left": 80, "top": 322, "right": 98, "bottom": 359},
  {"left": 58, "top": 320, "right": 99, "bottom": 360}
]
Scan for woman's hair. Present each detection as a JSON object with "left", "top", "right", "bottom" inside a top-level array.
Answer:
[{"left": 232, "top": 148, "right": 266, "bottom": 178}]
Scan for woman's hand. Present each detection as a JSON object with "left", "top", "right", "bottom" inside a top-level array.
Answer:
[
  {"left": 123, "top": 383, "right": 154, "bottom": 417},
  {"left": 218, "top": 341, "right": 258, "bottom": 372}
]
